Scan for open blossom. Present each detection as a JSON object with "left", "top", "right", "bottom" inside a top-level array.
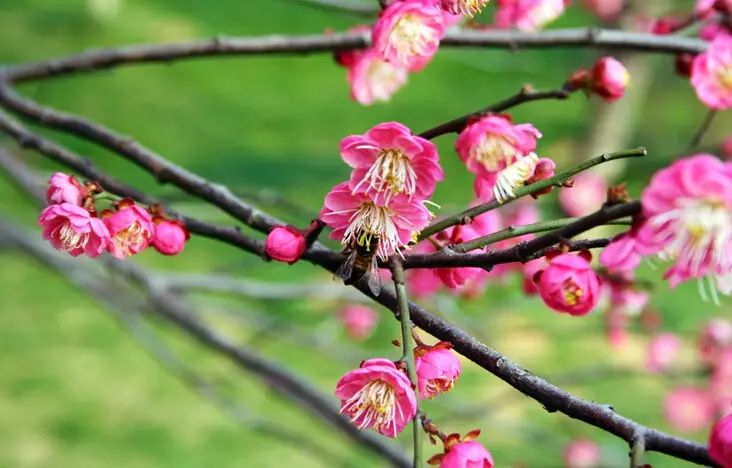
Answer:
[
  {"left": 335, "top": 358, "right": 417, "bottom": 437},
  {"left": 559, "top": 173, "right": 608, "bottom": 217},
  {"left": 339, "top": 305, "right": 379, "bottom": 340},
  {"left": 439, "top": 0, "right": 490, "bottom": 16},
  {"left": 320, "top": 182, "right": 431, "bottom": 260},
  {"left": 700, "top": 318, "right": 732, "bottom": 365},
  {"left": 495, "top": 0, "right": 568, "bottom": 32},
  {"left": 664, "top": 387, "right": 716, "bottom": 432},
  {"left": 646, "top": 333, "right": 681, "bottom": 373},
  {"left": 372, "top": 0, "right": 446, "bottom": 72},
  {"left": 265, "top": 225, "right": 306, "bottom": 264},
  {"left": 47, "top": 172, "right": 86, "bottom": 206},
  {"left": 692, "top": 37, "right": 732, "bottom": 109},
  {"left": 347, "top": 48, "right": 409, "bottom": 105},
  {"left": 152, "top": 218, "right": 189, "bottom": 256},
  {"left": 709, "top": 413, "right": 732, "bottom": 468},
  {"left": 563, "top": 439, "right": 601, "bottom": 468},
  {"left": 103, "top": 200, "right": 154, "bottom": 259},
  {"left": 635, "top": 154, "right": 732, "bottom": 294},
  {"left": 581, "top": 0, "right": 623, "bottom": 22},
  {"left": 341, "top": 122, "right": 443, "bottom": 201},
  {"left": 39, "top": 203, "right": 110, "bottom": 257},
  {"left": 415, "top": 342, "right": 461, "bottom": 399},
  {"left": 536, "top": 252, "right": 601, "bottom": 316}
]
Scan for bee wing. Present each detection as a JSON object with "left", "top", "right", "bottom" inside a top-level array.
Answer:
[
  {"left": 366, "top": 257, "right": 382, "bottom": 296},
  {"left": 335, "top": 250, "right": 356, "bottom": 282}
]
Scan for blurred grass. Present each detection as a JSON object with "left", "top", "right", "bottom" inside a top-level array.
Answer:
[{"left": 0, "top": 0, "right": 731, "bottom": 467}]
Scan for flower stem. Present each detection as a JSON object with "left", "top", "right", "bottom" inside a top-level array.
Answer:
[
  {"left": 417, "top": 147, "right": 647, "bottom": 242},
  {"left": 390, "top": 257, "right": 422, "bottom": 468}
]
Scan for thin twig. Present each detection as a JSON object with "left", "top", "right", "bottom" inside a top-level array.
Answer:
[{"left": 688, "top": 109, "right": 717, "bottom": 152}]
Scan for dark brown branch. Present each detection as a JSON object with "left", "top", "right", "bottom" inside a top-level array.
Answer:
[{"left": 0, "top": 29, "right": 706, "bottom": 83}]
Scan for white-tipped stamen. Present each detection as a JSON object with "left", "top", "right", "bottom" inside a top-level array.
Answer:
[
  {"left": 470, "top": 134, "right": 520, "bottom": 173},
  {"left": 386, "top": 14, "right": 435, "bottom": 64},
  {"left": 112, "top": 221, "right": 146, "bottom": 256},
  {"left": 352, "top": 148, "right": 417, "bottom": 201},
  {"left": 341, "top": 379, "right": 397, "bottom": 434},
  {"left": 58, "top": 222, "right": 90, "bottom": 251},
  {"left": 342, "top": 202, "right": 403, "bottom": 260}
]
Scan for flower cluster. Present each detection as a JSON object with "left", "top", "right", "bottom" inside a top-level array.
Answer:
[{"left": 38, "top": 173, "right": 188, "bottom": 259}]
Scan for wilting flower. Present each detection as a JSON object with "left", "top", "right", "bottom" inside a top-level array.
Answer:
[
  {"left": 581, "top": 0, "right": 623, "bottom": 22},
  {"left": 438, "top": 0, "right": 491, "bottom": 16},
  {"left": 494, "top": 0, "right": 568, "bottom": 32},
  {"left": 646, "top": 333, "right": 681, "bottom": 373},
  {"left": 699, "top": 318, "right": 732, "bottom": 365},
  {"left": 372, "top": 0, "right": 446, "bottom": 72},
  {"left": 536, "top": 252, "right": 602, "bottom": 316},
  {"left": 46, "top": 172, "right": 87, "bottom": 206},
  {"left": 692, "top": 37, "right": 732, "bottom": 109},
  {"left": 102, "top": 200, "right": 154, "bottom": 259},
  {"left": 635, "top": 154, "right": 732, "bottom": 295},
  {"left": 347, "top": 48, "right": 409, "bottom": 105},
  {"left": 559, "top": 173, "right": 608, "bottom": 217},
  {"left": 265, "top": 225, "right": 306, "bottom": 264},
  {"left": 709, "top": 413, "right": 732, "bottom": 468},
  {"left": 38, "top": 203, "right": 110, "bottom": 257},
  {"left": 335, "top": 358, "right": 417, "bottom": 437},
  {"left": 415, "top": 342, "right": 461, "bottom": 399},
  {"left": 341, "top": 122, "right": 443, "bottom": 201},
  {"left": 664, "top": 387, "right": 716, "bottom": 432},
  {"left": 339, "top": 305, "right": 379, "bottom": 340},
  {"left": 563, "top": 439, "right": 601, "bottom": 468},
  {"left": 152, "top": 218, "right": 189, "bottom": 256},
  {"left": 428, "top": 431, "right": 494, "bottom": 468},
  {"left": 320, "top": 182, "right": 431, "bottom": 260}
]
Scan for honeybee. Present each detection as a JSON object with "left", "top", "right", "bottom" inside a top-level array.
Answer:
[{"left": 336, "top": 234, "right": 383, "bottom": 296}]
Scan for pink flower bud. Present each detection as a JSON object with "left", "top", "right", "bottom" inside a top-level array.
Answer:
[
  {"left": 676, "top": 53, "right": 696, "bottom": 77},
  {"left": 46, "top": 172, "right": 86, "bottom": 206},
  {"left": 152, "top": 218, "right": 189, "bottom": 255},
  {"left": 581, "top": 0, "right": 623, "bottom": 22},
  {"left": 335, "top": 358, "right": 417, "bottom": 437},
  {"left": 590, "top": 57, "right": 630, "bottom": 102},
  {"left": 102, "top": 200, "right": 154, "bottom": 259},
  {"left": 415, "top": 342, "right": 461, "bottom": 399},
  {"left": 339, "top": 305, "right": 379, "bottom": 341},
  {"left": 38, "top": 202, "right": 110, "bottom": 257},
  {"left": 646, "top": 333, "right": 681, "bottom": 373},
  {"left": 265, "top": 225, "right": 306, "bottom": 264},
  {"left": 559, "top": 173, "right": 608, "bottom": 217},
  {"left": 664, "top": 387, "right": 716, "bottom": 432},
  {"left": 709, "top": 413, "right": 732, "bottom": 468},
  {"left": 438, "top": 440, "right": 494, "bottom": 468},
  {"left": 526, "top": 157, "right": 556, "bottom": 197},
  {"left": 536, "top": 252, "right": 602, "bottom": 316},
  {"left": 563, "top": 439, "right": 601, "bottom": 468}
]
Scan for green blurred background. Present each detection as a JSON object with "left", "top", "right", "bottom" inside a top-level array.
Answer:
[{"left": 0, "top": 0, "right": 730, "bottom": 466}]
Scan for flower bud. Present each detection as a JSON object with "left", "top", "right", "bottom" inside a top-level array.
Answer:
[
  {"left": 265, "top": 225, "right": 306, "bottom": 264},
  {"left": 590, "top": 57, "right": 629, "bottom": 102},
  {"left": 664, "top": 387, "right": 715, "bottom": 432},
  {"left": 415, "top": 342, "right": 461, "bottom": 399},
  {"left": 428, "top": 433, "right": 494, "bottom": 468},
  {"left": 47, "top": 172, "right": 86, "bottom": 206},
  {"left": 536, "top": 252, "right": 601, "bottom": 316},
  {"left": 563, "top": 439, "right": 601, "bottom": 468},
  {"left": 339, "top": 305, "right": 378, "bottom": 341},
  {"left": 152, "top": 218, "right": 189, "bottom": 255},
  {"left": 646, "top": 333, "right": 681, "bottom": 373}
]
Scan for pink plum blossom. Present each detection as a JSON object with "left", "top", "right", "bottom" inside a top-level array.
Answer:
[
  {"left": 581, "top": 0, "right": 623, "bottom": 22},
  {"left": 522, "top": 259, "right": 545, "bottom": 295},
  {"left": 415, "top": 342, "right": 461, "bottom": 399},
  {"left": 494, "top": 0, "right": 569, "bottom": 32},
  {"left": 635, "top": 154, "right": 732, "bottom": 294},
  {"left": 664, "top": 387, "right": 716, "bottom": 432},
  {"left": 46, "top": 172, "right": 86, "bottom": 206},
  {"left": 407, "top": 240, "right": 443, "bottom": 298},
  {"left": 699, "top": 319, "right": 732, "bottom": 365},
  {"left": 434, "top": 224, "right": 485, "bottom": 290},
  {"left": 599, "top": 229, "right": 644, "bottom": 275},
  {"left": 436, "top": 439, "right": 494, "bottom": 468},
  {"left": 341, "top": 122, "right": 443, "bottom": 201},
  {"left": 608, "top": 282, "right": 649, "bottom": 317},
  {"left": 347, "top": 48, "right": 409, "bottom": 106},
  {"left": 102, "top": 200, "right": 154, "bottom": 259},
  {"left": 563, "top": 439, "right": 601, "bottom": 468},
  {"left": 320, "top": 182, "right": 431, "bottom": 261},
  {"left": 590, "top": 57, "right": 630, "bottom": 102},
  {"left": 692, "top": 37, "right": 732, "bottom": 109},
  {"left": 709, "top": 413, "right": 732, "bottom": 467},
  {"left": 559, "top": 173, "right": 608, "bottom": 217},
  {"left": 38, "top": 203, "right": 110, "bottom": 257},
  {"left": 152, "top": 218, "right": 189, "bottom": 256},
  {"left": 646, "top": 333, "right": 681, "bottom": 373},
  {"left": 439, "top": 0, "right": 490, "bottom": 16},
  {"left": 372, "top": 0, "right": 446, "bottom": 72},
  {"left": 339, "top": 305, "right": 379, "bottom": 341},
  {"left": 536, "top": 252, "right": 602, "bottom": 316},
  {"left": 335, "top": 358, "right": 417, "bottom": 437},
  {"left": 265, "top": 225, "right": 306, "bottom": 264},
  {"left": 700, "top": 22, "right": 732, "bottom": 42}
]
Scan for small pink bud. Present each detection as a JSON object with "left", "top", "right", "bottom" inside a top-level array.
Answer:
[
  {"left": 46, "top": 172, "right": 86, "bottom": 206},
  {"left": 664, "top": 387, "right": 716, "bottom": 432},
  {"left": 152, "top": 218, "right": 189, "bottom": 255},
  {"left": 537, "top": 252, "right": 602, "bottom": 316},
  {"left": 339, "top": 305, "right": 378, "bottom": 341},
  {"left": 675, "top": 53, "right": 696, "bottom": 78},
  {"left": 559, "top": 173, "right": 608, "bottom": 218},
  {"left": 265, "top": 225, "right": 306, "bottom": 264},
  {"left": 436, "top": 440, "right": 494, "bottom": 468},
  {"left": 415, "top": 342, "right": 461, "bottom": 399},
  {"left": 709, "top": 413, "right": 732, "bottom": 468},
  {"left": 590, "top": 57, "right": 630, "bottom": 102},
  {"left": 526, "top": 157, "right": 556, "bottom": 197},
  {"left": 699, "top": 319, "right": 732, "bottom": 365},
  {"left": 563, "top": 439, "right": 601, "bottom": 468},
  {"left": 581, "top": 0, "right": 623, "bottom": 22},
  {"left": 38, "top": 202, "right": 110, "bottom": 257},
  {"left": 102, "top": 200, "right": 154, "bottom": 259},
  {"left": 722, "top": 136, "right": 732, "bottom": 160},
  {"left": 646, "top": 333, "right": 681, "bottom": 373}
]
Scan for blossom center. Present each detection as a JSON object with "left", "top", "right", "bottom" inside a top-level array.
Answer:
[
  {"left": 367, "top": 60, "right": 403, "bottom": 98},
  {"left": 342, "top": 202, "right": 403, "bottom": 259},
  {"left": 455, "top": 0, "right": 487, "bottom": 15},
  {"left": 112, "top": 221, "right": 146, "bottom": 255},
  {"left": 562, "top": 278, "right": 584, "bottom": 306},
  {"left": 355, "top": 148, "right": 416, "bottom": 198},
  {"left": 471, "top": 135, "right": 519, "bottom": 172},
  {"left": 423, "top": 377, "right": 455, "bottom": 399},
  {"left": 58, "top": 222, "right": 89, "bottom": 251},
  {"left": 341, "top": 379, "right": 397, "bottom": 432},
  {"left": 389, "top": 14, "right": 434, "bottom": 60}
]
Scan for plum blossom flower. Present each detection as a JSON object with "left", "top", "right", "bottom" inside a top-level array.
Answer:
[
  {"left": 339, "top": 305, "right": 379, "bottom": 341},
  {"left": 665, "top": 387, "right": 716, "bottom": 432},
  {"left": 438, "top": 0, "right": 490, "bottom": 16},
  {"left": 709, "top": 413, "right": 732, "bottom": 468},
  {"left": 46, "top": 172, "right": 87, "bottom": 206},
  {"left": 265, "top": 225, "right": 306, "bottom": 264},
  {"left": 536, "top": 252, "right": 602, "bottom": 316},
  {"left": 152, "top": 218, "right": 189, "bottom": 256},
  {"left": 563, "top": 439, "right": 601, "bottom": 468},
  {"left": 692, "top": 37, "right": 732, "bottom": 109},
  {"left": 646, "top": 333, "right": 681, "bottom": 373},
  {"left": 581, "top": 0, "right": 623, "bottom": 22},
  {"left": 320, "top": 182, "right": 431, "bottom": 261},
  {"left": 700, "top": 22, "right": 732, "bottom": 42},
  {"left": 429, "top": 432, "right": 494, "bottom": 468},
  {"left": 599, "top": 229, "right": 644, "bottom": 274},
  {"left": 372, "top": 0, "right": 446, "bottom": 72},
  {"left": 522, "top": 259, "right": 545, "bottom": 295},
  {"left": 335, "top": 358, "right": 417, "bottom": 437},
  {"left": 494, "top": 0, "right": 569, "bottom": 32},
  {"left": 559, "top": 173, "right": 608, "bottom": 217},
  {"left": 415, "top": 342, "right": 461, "bottom": 399},
  {"left": 38, "top": 203, "right": 110, "bottom": 257},
  {"left": 699, "top": 318, "right": 732, "bottom": 365},
  {"left": 635, "top": 154, "right": 732, "bottom": 296},
  {"left": 102, "top": 200, "right": 154, "bottom": 259},
  {"left": 347, "top": 48, "right": 409, "bottom": 106},
  {"left": 341, "top": 122, "right": 443, "bottom": 201}
]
